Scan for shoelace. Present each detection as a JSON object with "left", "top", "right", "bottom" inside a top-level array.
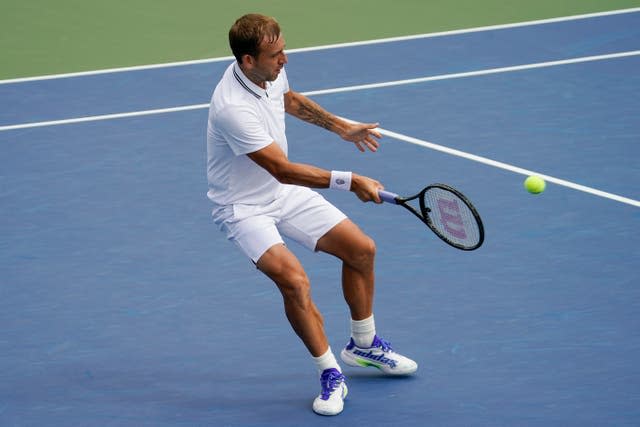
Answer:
[
  {"left": 372, "top": 336, "right": 393, "bottom": 352},
  {"left": 320, "top": 370, "right": 345, "bottom": 400}
]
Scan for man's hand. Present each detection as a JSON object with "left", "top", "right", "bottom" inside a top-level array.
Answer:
[
  {"left": 351, "top": 173, "right": 383, "bottom": 203},
  {"left": 340, "top": 122, "right": 382, "bottom": 153}
]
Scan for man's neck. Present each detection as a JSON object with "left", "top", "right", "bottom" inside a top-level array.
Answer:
[{"left": 238, "top": 63, "right": 266, "bottom": 89}]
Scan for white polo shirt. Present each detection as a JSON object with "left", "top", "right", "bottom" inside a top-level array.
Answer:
[{"left": 207, "top": 61, "right": 290, "bottom": 206}]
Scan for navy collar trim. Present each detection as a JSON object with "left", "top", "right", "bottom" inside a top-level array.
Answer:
[{"left": 233, "top": 64, "right": 262, "bottom": 99}]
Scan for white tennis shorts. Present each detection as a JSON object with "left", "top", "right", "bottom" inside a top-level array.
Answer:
[{"left": 211, "top": 185, "right": 347, "bottom": 263}]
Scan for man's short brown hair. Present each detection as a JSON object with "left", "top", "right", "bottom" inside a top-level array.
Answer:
[{"left": 229, "top": 14, "right": 281, "bottom": 63}]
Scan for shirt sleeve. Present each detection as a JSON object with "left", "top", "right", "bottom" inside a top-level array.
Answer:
[{"left": 215, "top": 105, "right": 274, "bottom": 156}]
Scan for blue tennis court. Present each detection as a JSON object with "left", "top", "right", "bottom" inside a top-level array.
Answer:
[{"left": 1, "top": 9, "right": 639, "bottom": 427}]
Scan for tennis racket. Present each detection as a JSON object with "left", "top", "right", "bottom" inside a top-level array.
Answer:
[{"left": 379, "top": 184, "right": 484, "bottom": 250}]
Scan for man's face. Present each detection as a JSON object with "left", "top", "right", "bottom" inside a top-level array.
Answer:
[{"left": 250, "top": 34, "right": 288, "bottom": 83}]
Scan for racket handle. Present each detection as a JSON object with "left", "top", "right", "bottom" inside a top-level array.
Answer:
[{"left": 379, "top": 190, "right": 399, "bottom": 204}]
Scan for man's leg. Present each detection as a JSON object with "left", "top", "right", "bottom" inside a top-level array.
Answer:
[
  {"left": 315, "top": 219, "right": 376, "bottom": 321},
  {"left": 256, "top": 242, "right": 347, "bottom": 415},
  {"left": 256, "top": 243, "right": 328, "bottom": 356},
  {"left": 316, "top": 219, "right": 418, "bottom": 375}
]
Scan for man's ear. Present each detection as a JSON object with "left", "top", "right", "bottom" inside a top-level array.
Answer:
[{"left": 241, "top": 54, "right": 255, "bottom": 67}]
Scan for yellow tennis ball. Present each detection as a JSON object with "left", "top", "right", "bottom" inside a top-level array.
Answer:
[{"left": 524, "top": 176, "right": 546, "bottom": 194}]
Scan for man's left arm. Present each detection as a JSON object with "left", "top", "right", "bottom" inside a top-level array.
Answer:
[{"left": 284, "top": 90, "right": 381, "bottom": 152}]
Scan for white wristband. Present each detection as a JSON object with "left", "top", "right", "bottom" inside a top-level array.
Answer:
[{"left": 330, "top": 170, "right": 352, "bottom": 191}]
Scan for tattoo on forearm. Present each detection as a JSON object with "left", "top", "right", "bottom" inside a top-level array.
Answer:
[{"left": 295, "top": 97, "right": 335, "bottom": 131}]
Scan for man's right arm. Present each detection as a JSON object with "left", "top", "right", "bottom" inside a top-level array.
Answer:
[{"left": 247, "top": 142, "right": 382, "bottom": 203}]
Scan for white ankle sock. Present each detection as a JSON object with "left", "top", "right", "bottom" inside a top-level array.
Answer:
[
  {"left": 312, "top": 347, "right": 341, "bottom": 375},
  {"left": 351, "top": 314, "right": 376, "bottom": 347}
]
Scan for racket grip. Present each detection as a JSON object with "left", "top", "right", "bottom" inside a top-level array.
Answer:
[{"left": 378, "top": 190, "right": 399, "bottom": 204}]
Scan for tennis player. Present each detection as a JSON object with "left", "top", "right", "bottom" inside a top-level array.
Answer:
[{"left": 207, "top": 14, "right": 417, "bottom": 416}]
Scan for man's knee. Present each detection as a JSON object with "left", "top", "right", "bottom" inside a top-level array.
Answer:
[
  {"left": 267, "top": 261, "right": 313, "bottom": 308},
  {"left": 361, "top": 235, "right": 376, "bottom": 259},
  {"left": 318, "top": 220, "right": 376, "bottom": 268},
  {"left": 279, "top": 270, "right": 311, "bottom": 299},
  {"left": 347, "top": 234, "right": 376, "bottom": 270}
]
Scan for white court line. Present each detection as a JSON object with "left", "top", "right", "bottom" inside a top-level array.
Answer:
[
  {"left": 0, "top": 7, "right": 638, "bottom": 85},
  {"left": 1, "top": 50, "right": 638, "bottom": 132},
  {"left": 376, "top": 127, "right": 640, "bottom": 208},
  {"left": 303, "top": 50, "right": 640, "bottom": 96},
  {"left": 0, "top": 104, "right": 209, "bottom": 131},
  {"left": 1, "top": 53, "right": 638, "bottom": 208}
]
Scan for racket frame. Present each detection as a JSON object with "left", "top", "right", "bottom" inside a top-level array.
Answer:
[{"left": 380, "top": 183, "right": 484, "bottom": 250}]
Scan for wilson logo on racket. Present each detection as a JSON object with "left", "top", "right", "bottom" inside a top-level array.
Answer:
[
  {"left": 436, "top": 198, "right": 467, "bottom": 240},
  {"left": 378, "top": 183, "right": 484, "bottom": 251}
]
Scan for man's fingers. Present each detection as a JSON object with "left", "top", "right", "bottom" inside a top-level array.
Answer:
[
  {"left": 367, "top": 127, "right": 382, "bottom": 139},
  {"left": 365, "top": 136, "right": 379, "bottom": 151}
]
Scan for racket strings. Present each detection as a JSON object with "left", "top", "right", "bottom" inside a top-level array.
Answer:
[{"left": 422, "top": 187, "right": 482, "bottom": 249}]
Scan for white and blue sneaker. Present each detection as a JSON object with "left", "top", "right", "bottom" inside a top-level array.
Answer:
[
  {"left": 340, "top": 335, "right": 418, "bottom": 375},
  {"left": 312, "top": 368, "right": 348, "bottom": 416}
]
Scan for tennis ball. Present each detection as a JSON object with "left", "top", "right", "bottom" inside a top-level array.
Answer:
[{"left": 524, "top": 175, "right": 546, "bottom": 194}]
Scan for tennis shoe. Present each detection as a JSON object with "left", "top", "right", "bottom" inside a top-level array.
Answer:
[
  {"left": 340, "top": 335, "right": 418, "bottom": 375},
  {"left": 312, "top": 368, "right": 348, "bottom": 416}
]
